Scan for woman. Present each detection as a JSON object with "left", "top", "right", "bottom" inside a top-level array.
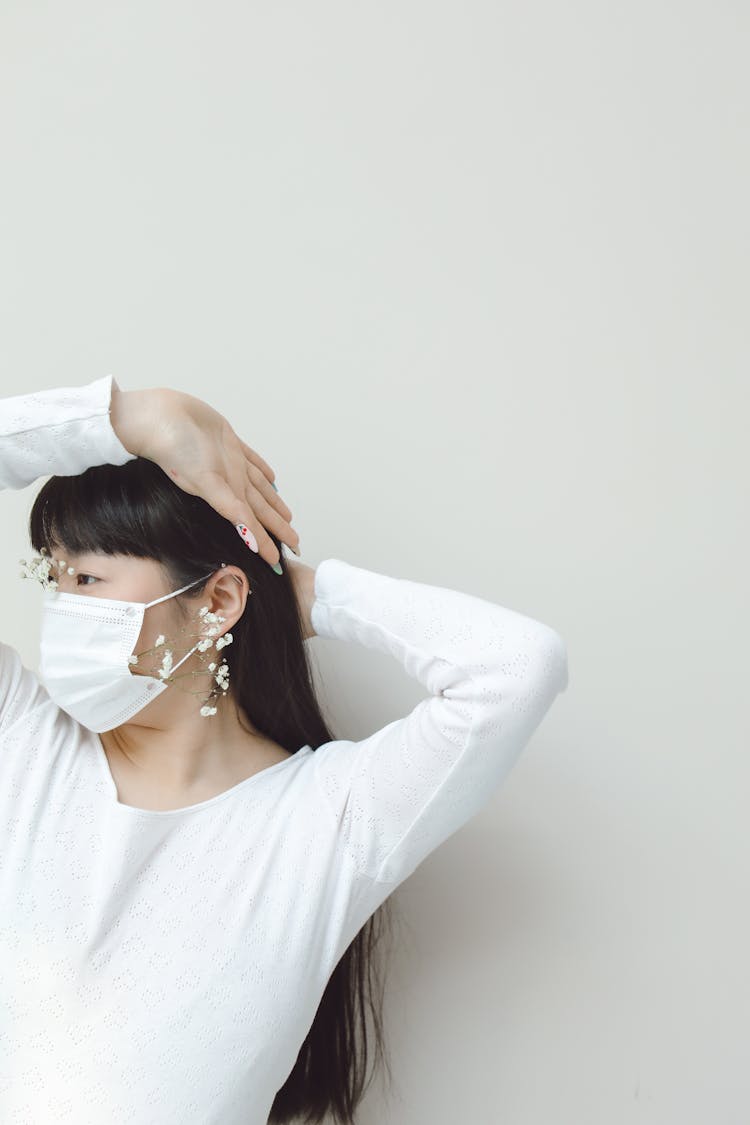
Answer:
[{"left": 0, "top": 373, "right": 569, "bottom": 1124}]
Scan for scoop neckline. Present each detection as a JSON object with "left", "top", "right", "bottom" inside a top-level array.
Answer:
[{"left": 93, "top": 734, "right": 312, "bottom": 817}]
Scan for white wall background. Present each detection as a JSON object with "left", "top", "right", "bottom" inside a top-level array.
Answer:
[{"left": 1, "top": 2, "right": 747, "bottom": 1122}]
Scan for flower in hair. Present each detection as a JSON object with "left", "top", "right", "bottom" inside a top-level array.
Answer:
[
  {"left": 19, "top": 547, "right": 59, "bottom": 590},
  {"left": 19, "top": 547, "right": 79, "bottom": 590}
]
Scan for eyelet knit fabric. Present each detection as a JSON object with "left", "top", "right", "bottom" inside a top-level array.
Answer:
[{"left": 0, "top": 375, "right": 569, "bottom": 1124}]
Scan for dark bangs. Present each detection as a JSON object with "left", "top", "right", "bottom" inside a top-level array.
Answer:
[{"left": 28, "top": 457, "right": 232, "bottom": 573}]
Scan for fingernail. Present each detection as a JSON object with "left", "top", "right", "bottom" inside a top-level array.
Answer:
[
  {"left": 270, "top": 481, "right": 279, "bottom": 492},
  {"left": 235, "top": 523, "right": 259, "bottom": 552},
  {"left": 290, "top": 544, "right": 301, "bottom": 557},
  {"left": 272, "top": 562, "right": 283, "bottom": 575}
]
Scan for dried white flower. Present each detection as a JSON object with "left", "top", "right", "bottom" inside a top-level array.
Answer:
[
  {"left": 121, "top": 597, "right": 236, "bottom": 720},
  {"left": 19, "top": 552, "right": 59, "bottom": 590}
]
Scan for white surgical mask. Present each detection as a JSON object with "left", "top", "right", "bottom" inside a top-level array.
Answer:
[{"left": 37, "top": 572, "right": 215, "bottom": 733}]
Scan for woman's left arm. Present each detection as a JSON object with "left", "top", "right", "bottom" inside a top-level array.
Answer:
[{"left": 305, "top": 556, "right": 569, "bottom": 889}]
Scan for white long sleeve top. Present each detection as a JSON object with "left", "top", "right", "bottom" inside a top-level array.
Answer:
[{"left": 0, "top": 374, "right": 569, "bottom": 1124}]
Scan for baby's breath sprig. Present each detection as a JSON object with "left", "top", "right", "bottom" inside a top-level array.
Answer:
[
  {"left": 19, "top": 547, "right": 78, "bottom": 590},
  {"left": 130, "top": 603, "right": 235, "bottom": 719}
]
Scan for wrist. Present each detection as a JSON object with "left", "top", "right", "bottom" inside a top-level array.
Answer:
[
  {"left": 109, "top": 384, "right": 164, "bottom": 457},
  {"left": 288, "top": 560, "right": 318, "bottom": 641}
]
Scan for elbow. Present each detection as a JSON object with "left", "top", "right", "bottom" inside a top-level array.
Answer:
[{"left": 542, "top": 628, "right": 569, "bottom": 694}]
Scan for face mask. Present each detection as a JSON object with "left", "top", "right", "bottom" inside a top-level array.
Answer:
[{"left": 37, "top": 572, "right": 216, "bottom": 733}]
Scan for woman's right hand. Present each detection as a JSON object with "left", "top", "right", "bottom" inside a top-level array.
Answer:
[{"left": 109, "top": 382, "right": 300, "bottom": 571}]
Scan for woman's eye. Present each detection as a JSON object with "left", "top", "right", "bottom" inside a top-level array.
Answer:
[{"left": 76, "top": 574, "right": 97, "bottom": 587}]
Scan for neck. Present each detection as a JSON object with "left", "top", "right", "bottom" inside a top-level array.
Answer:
[{"left": 98, "top": 695, "right": 283, "bottom": 795}]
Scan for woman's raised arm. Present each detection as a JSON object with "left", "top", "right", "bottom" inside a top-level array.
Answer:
[
  {"left": 307, "top": 557, "right": 569, "bottom": 891},
  {"left": 108, "top": 381, "right": 300, "bottom": 570},
  {"left": 0, "top": 375, "right": 139, "bottom": 735},
  {"left": 0, "top": 374, "right": 137, "bottom": 491},
  {"left": 0, "top": 372, "right": 300, "bottom": 735}
]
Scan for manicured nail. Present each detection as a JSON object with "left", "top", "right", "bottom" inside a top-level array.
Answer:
[
  {"left": 272, "top": 561, "right": 283, "bottom": 575},
  {"left": 235, "top": 523, "right": 259, "bottom": 552},
  {"left": 270, "top": 481, "right": 279, "bottom": 492}
]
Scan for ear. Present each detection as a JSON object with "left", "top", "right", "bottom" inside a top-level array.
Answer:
[{"left": 199, "top": 566, "right": 250, "bottom": 635}]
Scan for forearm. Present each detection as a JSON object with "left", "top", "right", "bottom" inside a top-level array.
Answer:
[{"left": 0, "top": 374, "right": 137, "bottom": 489}]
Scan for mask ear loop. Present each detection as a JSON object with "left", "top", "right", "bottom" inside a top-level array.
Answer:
[
  {"left": 143, "top": 563, "right": 245, "bottom": 622},
  {"left": 143, "top": 570, "right": 218, "bottom": 610},
  {"left": 159, "top": 564, "right": 243, "bottom": 672},
  {"left": 220, "top": 562, "right": 245, "bottom": 588}
]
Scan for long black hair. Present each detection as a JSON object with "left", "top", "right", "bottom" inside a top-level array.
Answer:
[{"left": 29, "top": 455, "right": 395, "bottom": 1123}]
